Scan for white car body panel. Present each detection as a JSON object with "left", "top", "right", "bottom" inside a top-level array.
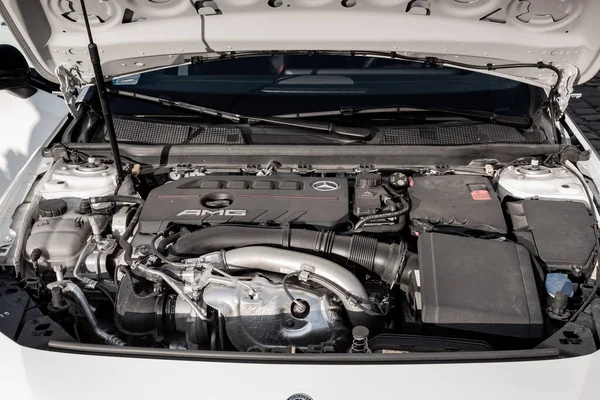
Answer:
[
  {"left": 0, "top": 331, "right": 598, "bottom": 400},
  {"left": 0, "top": 90, "right": 67, "bottom": 199},
  {"left": 0, "top": 17, "right": 65, "bottom": 199},
  {"left": 0, "top": 17, "right": 19, "bottom": 48},
  {"left": 1, "top": 0, "right": 600, "bottom": 88}
]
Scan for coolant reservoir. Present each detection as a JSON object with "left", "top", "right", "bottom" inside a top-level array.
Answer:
[
  {"left": 497, "top": 160, "right": 589, "bottom": 206},
  {"left": 24, "top": 199, "right": 92, "bottom": 270}
]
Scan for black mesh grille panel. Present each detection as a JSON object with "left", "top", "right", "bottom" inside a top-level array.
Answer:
[
  {"left": 113, "top": 119, "right": 188, "bottom": 143},
  {"left": 185, "top": 127, "right": 244, "bottom": 145},
  {"left": 380, "top": 124, "right": 538, "bottom": 145},
  {"left": 113, "top": 119, "right": 244, "bottom": 145}
]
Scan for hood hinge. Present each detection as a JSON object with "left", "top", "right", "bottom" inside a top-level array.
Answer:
[
  {"left": 554, "top": 64, "right": 580, "bottom": 119},
  {"left": 55, "top": 64, "right": 86, "bottom": 116}
]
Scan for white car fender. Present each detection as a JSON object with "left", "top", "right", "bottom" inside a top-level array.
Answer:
[{"left": 0, "top": 89, "right": 67, "bottom": 199}]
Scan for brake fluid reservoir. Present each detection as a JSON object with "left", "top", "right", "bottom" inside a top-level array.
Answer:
[{"left": 497, "top": 161, "right": 589, "bottom": 207}]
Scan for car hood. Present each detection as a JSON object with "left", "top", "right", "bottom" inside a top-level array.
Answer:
[{"left": 1, "top": 0, "right": 599, "bottom": 91}]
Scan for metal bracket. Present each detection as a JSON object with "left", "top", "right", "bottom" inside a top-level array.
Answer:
[
  {"left": 298, "top": 270, "right": 311, "bottom": 283},
  {"left": 292, "top": 164, "right": 316, "bottom": 175},
  {"left": 256, "top": 161, "right": 280, "bottom": 176},
  {"left": 242, "top": 164, "right": 261, "bottom": 174},
  {"left": 55, "top": 64, "right": 86, "bottom": 116},
  {"left": 189, "top": 264, "right": 257, "bottom": 298},
  {"left": 353, "top": 165, "right": 378, "bottom": 174},
  {"left": 168, "top": 164, "right": 207, "bottom": 181},
  {"left": 243, "top": 163, "right": 280, "bottom": 176}
]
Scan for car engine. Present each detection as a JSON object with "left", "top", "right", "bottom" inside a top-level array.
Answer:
[{"left": 4, "top": 154, "right": 599, "bottom": 355}]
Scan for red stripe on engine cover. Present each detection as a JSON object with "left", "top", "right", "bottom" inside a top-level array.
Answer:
[{"left": 237, "top": 194, "right": 339, "bottom": 200}]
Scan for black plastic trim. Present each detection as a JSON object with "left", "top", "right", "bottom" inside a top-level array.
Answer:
[
  {"left": 63, "top": 143, "right": 564, "bottom": 167},
  {"left": 48, "top": 340, "right": 560, "bottom": 364}
]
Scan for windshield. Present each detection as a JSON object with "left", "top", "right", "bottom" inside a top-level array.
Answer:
[{"left": 108, "top": 54, "right": 532, "bottom": 117}]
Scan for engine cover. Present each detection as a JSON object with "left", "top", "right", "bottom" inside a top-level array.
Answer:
[{"left": 139, "top": 175, "right": 349, "bottom": 233}]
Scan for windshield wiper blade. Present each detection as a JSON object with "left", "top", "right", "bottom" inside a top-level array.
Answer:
[
  {"left": 276, "top": 105, "right": 532, "bottom": 129},
  {"left": 106, "top": 88, "right": 371, "bottom": 139}
]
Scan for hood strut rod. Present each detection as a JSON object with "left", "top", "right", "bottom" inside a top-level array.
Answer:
[{"left": 79, "top": 0, "right": 124, "bottom": 184}]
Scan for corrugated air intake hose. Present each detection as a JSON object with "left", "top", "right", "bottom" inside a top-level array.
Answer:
[{"left": 168, "top": 225, "right": 406, "bottom": 284}]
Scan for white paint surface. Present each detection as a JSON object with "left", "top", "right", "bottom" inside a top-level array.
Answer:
[
  {"left": 0, "top": 90, "right": 66, "bottom": 197},
  {"left": 0, "top": 331, "right": 598, "bottom": 400}
]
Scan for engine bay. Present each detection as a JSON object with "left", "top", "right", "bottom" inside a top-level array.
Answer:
[{"left": 2, "top": 152, "right": 599, "bottom": 356}]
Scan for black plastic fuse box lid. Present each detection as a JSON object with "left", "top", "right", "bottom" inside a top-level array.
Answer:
[
  {"left": 408, "top": 175, "right": 507, "bottom": 234},
  {"left": 418, "top": 233, "right": 543, "bottom": 339}
]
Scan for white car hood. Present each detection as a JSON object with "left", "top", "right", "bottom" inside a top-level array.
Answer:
[
  {"left": 2, "top": 331, "right": 600, "bottom": 400},
  {"left": 1, "top": 0, "right": 600, "bottom": 90}
]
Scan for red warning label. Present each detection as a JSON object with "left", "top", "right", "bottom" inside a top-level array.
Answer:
[{"left": 470, "top": 189, "right": 492, "bottom": 201}]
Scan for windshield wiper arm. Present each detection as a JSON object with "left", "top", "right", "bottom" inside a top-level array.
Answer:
[
  {"left": 107, "top": 88, "right": 371, "bottom": 139},
  {"left": 276, "top": 105, "right": 532, "bottom": 129}
]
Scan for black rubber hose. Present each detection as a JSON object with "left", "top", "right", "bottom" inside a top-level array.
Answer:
[
  {"left": 95, "top": 282, "right": 116, "bottom": 306},
  {"left": 169, "top": 226, "right": 405, "bottom": 283},
  {"left": 354, "top": 198, "right": 410, "bottom": 230},
  {"left": 88, "top": 196, "right": 145, "bottom": 266},
  {"left": 569, "top": 278, "right": 600, "bottom": 322},
  {"left": 157, "top": 231, "right": 182, "bottom": 254},
  {"left": 150, "top": 232, "right": 190, "bottom": 268},
  {"left": 119, "top": 206, "right": 143, "bottom": 266},
  {"left": 561, "top": 160, "right": 600, "bottom": 322},
  {"left": 114, "top": 268, "right": 162, "bottom": 336}
]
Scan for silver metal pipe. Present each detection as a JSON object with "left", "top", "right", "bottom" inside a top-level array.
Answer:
[
  {"left": 47, "top": 280, "right": 125, "bottom": 346},
  {"left": 223, "top": 246, "right": 373, "bottom": 318},
  {"left": 134, "top": 263, "right": 212, "bottom": 322},
  {"left": 53, "top": 265, "right": 65, "bottom": 282},
  {"left": 89, "top": 215, "right": 102, "bottom": 242},
  {"left": 73, "top": 240, "right": 96, "bottom": 288}
]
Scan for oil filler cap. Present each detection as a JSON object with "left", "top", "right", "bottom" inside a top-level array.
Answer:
[{"left": 38, "top": 199, "right": 68, "bottom": 218}]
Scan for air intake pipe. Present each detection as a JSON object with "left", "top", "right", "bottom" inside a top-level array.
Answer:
[
  {"left": 169, "top": 226, "right": 406, "bottom": 284},
  {"left": 222, "top": 246, "right": 376, "bottom": 327}
]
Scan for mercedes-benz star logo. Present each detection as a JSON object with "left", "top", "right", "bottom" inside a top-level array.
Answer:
[
  {"left": 287, "top": 394, "right": 313, "bottom": 400},
  {"left": 312, "top": 180, "right": 340, "bottom": 192}
]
